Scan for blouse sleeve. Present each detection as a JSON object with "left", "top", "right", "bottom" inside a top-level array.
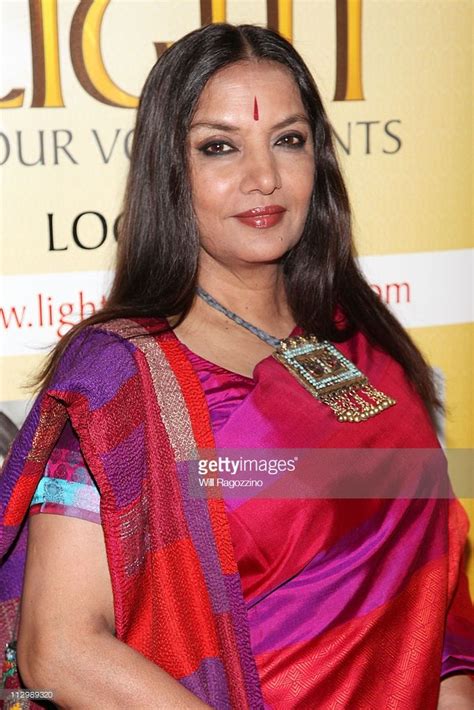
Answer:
[{"left": 29, "top": 419, "right": 101, "bottom": 525}]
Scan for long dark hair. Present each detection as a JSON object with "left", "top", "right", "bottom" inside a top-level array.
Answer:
[{"left": 34, "top": 23, "right": 440, "bottom": 416}]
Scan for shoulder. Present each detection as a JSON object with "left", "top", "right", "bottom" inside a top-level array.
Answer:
[
  {"left": 48, "top": 318, "right": 167, "bottom": 400},
  {"left": 51, "top": 322, "right": 136, "bottom": 386}
]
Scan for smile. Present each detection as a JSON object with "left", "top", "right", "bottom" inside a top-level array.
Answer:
[{"left": 232, "top": 205, "right": 286, "bottom": 229}]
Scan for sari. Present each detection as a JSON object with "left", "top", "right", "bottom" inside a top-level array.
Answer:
[
  {"left": 1, "top": 318, "right": 473, "bottom": 709},
  {"left": 210, "top": 332, "right": 474, "bottom": 707}
]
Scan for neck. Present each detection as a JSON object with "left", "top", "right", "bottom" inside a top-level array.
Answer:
[{"left": 195, "top": 257, "right": 294, "bottom": 333}]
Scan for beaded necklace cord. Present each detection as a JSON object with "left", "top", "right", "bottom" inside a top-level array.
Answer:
[
  {"left": 195, "top": 286, "right": 396, "bottom": 423},
  {"left": 196, "top": 286, "right": 281, "bottom": 347}
]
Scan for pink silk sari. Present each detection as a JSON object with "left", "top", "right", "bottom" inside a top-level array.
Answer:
[{"left": 186, "top": 329, "right": 474, "bottom": 709}]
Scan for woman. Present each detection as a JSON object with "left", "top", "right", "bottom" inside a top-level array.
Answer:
[{"left": 1, "top": 23, "right": 473, "bottom": 710}]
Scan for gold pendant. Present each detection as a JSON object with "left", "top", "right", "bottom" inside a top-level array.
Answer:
[{"left": 273, "top": 335, "right": 396, "bottom": 422}]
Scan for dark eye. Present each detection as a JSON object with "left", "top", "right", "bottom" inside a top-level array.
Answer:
[
  {"left": 199, "top": 141, "right": 235, "bottom": 155},
  {"left": 276, "top": 133, "right": 306, "bottom": 148}
]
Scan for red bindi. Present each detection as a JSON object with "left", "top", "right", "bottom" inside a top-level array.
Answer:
[{"left": 253, "top": 96, "right": 259, "bottom": 121}]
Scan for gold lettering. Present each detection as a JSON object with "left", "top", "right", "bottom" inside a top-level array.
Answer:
[
  {"left": 32, "top": 0, "right": 64, "bottom": 106},
  {"left": 1, "top": 0, "right": 64, "bottom": 109},
  {"left": 200, "top": 0, "right": 226, "bottom": 25},
  {"left": 334, "top": 0, "right": 364, "bottom": 101},
  {"left": 200, "top": 0, "right": 293, "bottom": 39},
  {"left": 0, "top": 89, "right": 25, "bottom": 109},
  {"left": 70, "top": 0, "right": 138, "bottom": 108},
  {"left": 266, "top": 0, "right": 292, "bottom": 43},
  {"left": 1, "top": 0, "right": 365, "bottom": 110}
]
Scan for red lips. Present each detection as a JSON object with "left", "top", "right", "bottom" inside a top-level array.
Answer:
[{"left": 232, "top": 205, "right": 286, "bottom": 229}]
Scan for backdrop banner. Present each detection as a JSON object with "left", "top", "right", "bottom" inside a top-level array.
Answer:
[{"left": 1, "top": 1, "right": 472, "bottom": 588}]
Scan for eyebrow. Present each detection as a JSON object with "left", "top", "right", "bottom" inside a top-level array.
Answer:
[{"left": 189, "top": 113, "right": 310, "bottom": 132}]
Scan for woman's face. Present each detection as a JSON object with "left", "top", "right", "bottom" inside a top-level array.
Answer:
[{"left": 187, "top": 60, "right": 315, "bottom": 269}]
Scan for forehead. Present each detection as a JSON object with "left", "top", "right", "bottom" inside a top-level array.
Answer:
[{"left": 193, "top": 60, "right": 305, "bottom": 119}]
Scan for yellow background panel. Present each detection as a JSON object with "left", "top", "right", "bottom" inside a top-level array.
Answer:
[{"left": 409, "top": 323, "right": 473, "bottom": 448}]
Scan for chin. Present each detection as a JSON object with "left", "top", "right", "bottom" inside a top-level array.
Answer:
[
  {"left": 235, "top": 248, "right": 292, "bottom": 266},
  {"left": 241, "top": 239, "right": 298, "bottom": 262}
]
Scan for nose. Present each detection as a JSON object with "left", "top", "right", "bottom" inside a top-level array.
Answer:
[{"left": 239, "top": 149, "right": 281, "bottom": 195}]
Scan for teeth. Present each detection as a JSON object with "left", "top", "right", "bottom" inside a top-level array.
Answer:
[{"left": 236, "top": 207, "right": 284, "bottom": 217}]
